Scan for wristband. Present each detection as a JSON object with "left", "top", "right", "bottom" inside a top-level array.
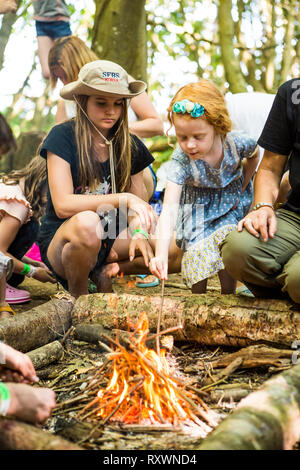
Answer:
[
  {"left": 252, "top": 202, "right": 274, "bottom": 211},
  {"left": 132, "top": 228, "right": 149, "bottom": 240},
  {"left": 20, "top": 263, "right": 30, "bottom": 275},
  {"left": 26, "top": 265, "right": 37, "bottom": 278},
  {"left": 0, "top": 382, "right": 10, "bottom": 416}
]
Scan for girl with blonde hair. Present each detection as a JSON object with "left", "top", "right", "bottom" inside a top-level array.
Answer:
[
  {"left": 150, "top": 80, "right": 260, "bottom": 294},
  {"left": 48, "top": 36, "right": 164, "bottom": 205},
  {"left": 38, "top": 60, "right": 157, "bottom": 298}
]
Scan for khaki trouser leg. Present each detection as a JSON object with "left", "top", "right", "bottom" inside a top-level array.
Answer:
[{"left": 220, "top": 209, "right": 300, "bottom": 300}]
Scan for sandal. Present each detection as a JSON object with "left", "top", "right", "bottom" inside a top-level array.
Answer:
[
  {"left": 0, "top": 304, "right": 16, "bottom": 319},
  {"left": 236, "top": 285, "right": 254, "bottom": 298},
  {"left": 136, "top": 274, "right": 159, "bottom": 288}
]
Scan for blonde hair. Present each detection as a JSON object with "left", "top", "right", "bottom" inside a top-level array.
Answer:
[
  {"left": 167, "top": 80, "right": 232, "bottom": 137},
  {"left": 1, "top": 156, "right": 47, "bottom": 219},
  {"left": 74, "top": 95, "right": 132, "bottom": 193},
  {"left": 48, "top": 36, "right": 98, "bottom": 89}
]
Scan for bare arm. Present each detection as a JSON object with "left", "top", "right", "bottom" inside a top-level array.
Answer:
[
  {"left": 237, "top": 150, "right": 288, "bottom": 241},
  {"left": 129, "top": 92, "right": 164, "bottom": 138},
  {"left": 150, "top": 180, "right": 182, "bottom": 279},
  {"left": 242, "top": 148, "right": 260, "bottom": 191},
  {"left": 55, "top": 99, "right": 68, "bottom": 124}
]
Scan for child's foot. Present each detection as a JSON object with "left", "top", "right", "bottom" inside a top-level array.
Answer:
[{"left": 91, "top": 263, "right": 120, "bottom": 293}]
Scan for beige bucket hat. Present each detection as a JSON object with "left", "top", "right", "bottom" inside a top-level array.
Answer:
[{"left": 60, "top": 60, "right": 146, "bottom": 100}]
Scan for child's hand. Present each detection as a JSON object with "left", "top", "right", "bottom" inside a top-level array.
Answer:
[
  {"left": 33, "top": 267, "right": 56, "bottom": 284},
  {"left": 0, "top": 343, "right": 38, "bottom": 383},
  {"left": 126, "top": 194, "right": 157, "bottom": 234},
  {"left": 6, "top": 383, "right": 56, "bottom": 424},
  {"left": 129, "top": 235, "right": 154, "bottom": 267},
  {"left": 149, "top": 256, "right": 168, "bottom": 280}
]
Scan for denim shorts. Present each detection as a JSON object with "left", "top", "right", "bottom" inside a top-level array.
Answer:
[{"left": 35, "top": 20, "right": 72, "bottom": 38}]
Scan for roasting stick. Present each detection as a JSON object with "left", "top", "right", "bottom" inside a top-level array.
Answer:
[{"left": 156, "top": 279, "right": 165, "bottom": 355}]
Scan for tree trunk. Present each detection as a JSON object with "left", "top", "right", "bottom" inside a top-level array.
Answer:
[
  {"left": 0, "top": 419, "right": 83, "bottom": 450},
  {"left": 197, "top": 361, "right": 300, "bottom": 450},
  {"left": 217, "top": 0, "right": 247, "bottom": 92},
  {"left": 92, "top": 0, "right": 147, "bottom": 82},
  {"left": 72, "top": 293, "right": 299, "bottom": 348},
  {"left": 0, "top": 298, "right": 73, "bottom": 352}
]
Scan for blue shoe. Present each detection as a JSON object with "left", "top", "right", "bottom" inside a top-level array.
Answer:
[
  {"left": 136, "top": 275, "right": 159, "bottom": 288},
  {"left": 236, "top": 286, "right": 254, "bottom": 297}
]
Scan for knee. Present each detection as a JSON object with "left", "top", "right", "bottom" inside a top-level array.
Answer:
[
  {"left": 282, "top": 258, "right": 300, "bottom": 304},
  {"left": 221, "top": 229, "right": 251, "bottom": 276},
  {"left": 72, "top": 211, "right": 102, "bottom": 248}
]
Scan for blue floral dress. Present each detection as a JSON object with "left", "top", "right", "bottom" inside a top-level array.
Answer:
[{"left": 167, "top": 131, "right": 258, "bottom": 287}]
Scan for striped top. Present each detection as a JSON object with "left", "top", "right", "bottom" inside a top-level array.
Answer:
[{"left": 33, "top": 0, "right": 70, "bottom": 22}]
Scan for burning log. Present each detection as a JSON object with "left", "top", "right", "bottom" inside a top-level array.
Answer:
[
  {"left": 0, "top": 418, "right": 83, "bottom": 450},
  {"left": 72, "top": 293, "right": 300, "bottom": 348},
  {"left": 197, "top": 361, "right": 300, "bottom": 450},
  {"left": 27, "top": 341, "right": 64, "bottom": 370},
  {"left": 0, "top": 298, "right": 74, "bottom": 352}
]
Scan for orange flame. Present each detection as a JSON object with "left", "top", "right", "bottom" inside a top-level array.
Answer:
[{"left": 79, "top": 312, "right": 212, "bottom": 429}]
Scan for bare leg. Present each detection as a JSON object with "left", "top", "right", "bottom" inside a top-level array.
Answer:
[
  {"left": 218, "top": 269, "right": 236, "bottom": 294},
  {"left": 37, "top": 36, "right": 54, "bottom": 79},
  {"left": 98, "top": 232, "right": 183, "bottom": 279},
  {"left": 191, "top": 278, "right": 207, "bottom": 294},
  {"left": 46, "top": 211, "right": 102, "bottom": 298},
  {"left": 0, "top": 273, "right": 13, "bottom": 319}
]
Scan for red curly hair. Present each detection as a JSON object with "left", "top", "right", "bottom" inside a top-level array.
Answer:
[{"left": 167, "top": 80, "right": 232, "bottom": 137}]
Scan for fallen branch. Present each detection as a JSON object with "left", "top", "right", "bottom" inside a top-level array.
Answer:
[
  {"left": 26, "top": 341, "right": 64, "bottom": 370},
  {"left": 0, "top": 298, "right": 74, "bottom": 352},
  {"left": 72, "top": 293, "right": 300, "bottom": 348},
  {"left": 0, "top": 418, "right": 83, "bottom": 450},
  {"left": 197, "top": 361, "right": 300, "bottom": 450}
]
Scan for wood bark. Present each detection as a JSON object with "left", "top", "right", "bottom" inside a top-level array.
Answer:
[
  {"left": 26, "top": 341, "right": 64, "bottom": 370},
  {"left": 197, "top": 361, "right": 300, "bottom": 450},
  {"left": 0, "top": 418, "right": 83, "bottom": 450},
  {"left": 217, "top": 0, "right": 247, "bottom": 93},
  {"left": 92, "top": 0, "right": 147, "bottom": 81},
  {"left": 185, "top": 344, "right": 293, "bottom": 372},
  {"left": 72, "top": 292, "right": 300, "bottom": 348},
  {"left": 0, "top": 298, "right": 73, "bottom": 353}
]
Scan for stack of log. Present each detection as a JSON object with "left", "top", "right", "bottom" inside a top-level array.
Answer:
[{"left": 0, "top": 292, "right": 300, "bottom": 450}]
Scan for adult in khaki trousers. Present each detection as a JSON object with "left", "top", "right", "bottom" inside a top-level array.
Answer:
[{"left": 221, "top": 78, "right": 300, "bottom": 303}]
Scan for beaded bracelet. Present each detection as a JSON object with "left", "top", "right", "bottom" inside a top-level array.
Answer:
[
  {"left": 132, "top": 228, "right": 149, "bottom": 240},
  {"left": 0, "top": 382, "right": 10, "bottom": 416},
  {"left": 252, "top": 202, "right": 274, "bottom": 211}
]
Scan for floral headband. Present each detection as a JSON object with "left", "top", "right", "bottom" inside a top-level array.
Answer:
[{"left": 172, "top": 99, "right": 205, "bottom": 118}]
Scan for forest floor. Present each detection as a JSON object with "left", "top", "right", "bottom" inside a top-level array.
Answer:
[{"left": 9, "top": 274, "right": 285, "bottom": 450}]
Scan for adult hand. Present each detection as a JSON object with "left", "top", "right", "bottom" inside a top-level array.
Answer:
[
  {"left": 149, "top": 256, "right": 168, "bottom": 280},
  {"left": 237, "top": 206, "right": 277, "bottom": 242},
  {"left": 6, "top": 383, "right": 56, "bottom": 424},
  {"left": 129, "top": 235, "right": 154, "bottom": 267},
  {"left": 33, "top": 267, "right": 56, "bottom": 283},
  {"left": 0, "top": 343, "right": 38, "bottom": 383}
]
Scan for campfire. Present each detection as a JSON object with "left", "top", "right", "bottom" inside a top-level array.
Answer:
[{"left": 77, "top": 310, "right": 217, "bottom": 436}]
